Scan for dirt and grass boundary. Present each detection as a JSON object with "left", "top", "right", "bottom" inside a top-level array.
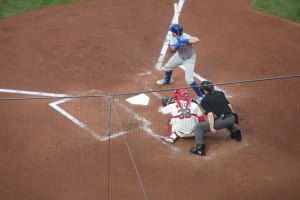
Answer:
[
  {"left": 0, "top": 0, "right": 81, "bottom": 19},
  {"left": 252, "top": 0, "right": 300, "bottom": 23}
]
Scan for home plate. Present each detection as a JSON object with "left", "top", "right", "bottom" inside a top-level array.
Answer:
[{"left": 126, "top": 93, "right": 150, "bottom": 105}]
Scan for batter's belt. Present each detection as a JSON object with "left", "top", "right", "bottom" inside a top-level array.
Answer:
[{"left": 180, "top": 52, "right": 195, "bottom": 60}]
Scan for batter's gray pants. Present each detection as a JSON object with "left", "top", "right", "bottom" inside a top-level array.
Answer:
[
  {"left": 194, "top": 115, "right": 239, "bottom": 144},
  {"left": 164, "top": 53, "right": 196, "bottom": 85}
]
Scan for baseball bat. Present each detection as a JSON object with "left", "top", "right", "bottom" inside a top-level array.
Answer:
[{"left": 174, "top": 3, "right": 179, "bottom": 24}]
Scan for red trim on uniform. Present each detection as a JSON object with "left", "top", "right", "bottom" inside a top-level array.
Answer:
[
  {"left": 198, "top": 116, "right": 206, "bottom": 122},
  {"left": 166, "top": 118, "right": 172, "bottom": 137}
]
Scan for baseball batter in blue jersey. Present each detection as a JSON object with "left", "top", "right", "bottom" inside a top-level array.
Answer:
[{"left": 157, "top": 24, "right": 203, "bottom": 102}]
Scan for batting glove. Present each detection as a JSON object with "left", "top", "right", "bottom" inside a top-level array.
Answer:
[{"left": 177, "top": 36, "right": 189, "bottom": 43}]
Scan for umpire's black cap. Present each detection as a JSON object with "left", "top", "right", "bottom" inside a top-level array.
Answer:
[{"left": 200, "top": 81, "right": 215, "bottom": 93}]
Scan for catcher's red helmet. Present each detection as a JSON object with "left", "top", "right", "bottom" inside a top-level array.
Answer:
[{"left": 173, "top": 89, "right": 188, "bottom": 100}]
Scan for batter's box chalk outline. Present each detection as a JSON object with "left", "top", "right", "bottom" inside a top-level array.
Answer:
[{"left": 0, "top": 88, "right": 167, "bottom": 143}]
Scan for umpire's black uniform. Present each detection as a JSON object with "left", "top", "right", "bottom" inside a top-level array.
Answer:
[{"left": 190, "top": 81, "right": 242, "bottom": 156}]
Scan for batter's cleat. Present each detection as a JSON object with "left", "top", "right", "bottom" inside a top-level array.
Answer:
[
  {"left": 190, "top": 144, "right": 206, "bottom": 156},
  {"left": 160, "top": 136, "right": 175, "bottom": 143},
  {"left": 156, "top": 78, "right": 174, "bottom": 85},
  {"left": 230, "top": 130, "right": 242, "bottom": 142},
  {"left": 194, "top": 96, "right": 203, "bottom": 104}
]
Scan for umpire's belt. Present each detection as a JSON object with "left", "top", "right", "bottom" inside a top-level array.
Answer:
[{"left": 214, "top": 113, "right": 232, "bottom": 120}]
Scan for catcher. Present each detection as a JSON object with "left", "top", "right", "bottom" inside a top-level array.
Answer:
[{"left": 158, "top": 89, "right": 206, "bottom": 143}]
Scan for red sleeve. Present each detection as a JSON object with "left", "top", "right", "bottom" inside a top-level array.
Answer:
[{"left": 198, "top": 116, "right": 206, "bottom": 122}]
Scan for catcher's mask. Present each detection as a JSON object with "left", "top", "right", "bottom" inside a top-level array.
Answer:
[
  {"left": 174, "top": 89, "right": 189, "bottom": 100},
  {"left": 200, "top": 81, "right": 214, "bottom": 94},
  {"left": 169, "top": 23, "right": 183, "bottom": 36}
]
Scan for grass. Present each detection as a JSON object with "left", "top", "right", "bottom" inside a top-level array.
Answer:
[
  {"left": 0, "top": 0, "right": 81, "bottom": 19},
  {"left": 1, "top": 0, "right": 299, "bottom": 23},
  {"left": 252, "top": 0, "right": 300, "bottom": 23}
]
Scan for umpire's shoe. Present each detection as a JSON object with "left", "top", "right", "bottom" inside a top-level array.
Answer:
[
  {"left": 230, "top": 130, "right": 242, "bottom": 142},
  {"left": 190, "top": 144, "right": 206, "bottom": 156}
]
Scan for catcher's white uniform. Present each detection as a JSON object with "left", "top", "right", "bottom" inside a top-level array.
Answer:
[{"left": 160, "top": 99, "right": 205, "bottom": 142}]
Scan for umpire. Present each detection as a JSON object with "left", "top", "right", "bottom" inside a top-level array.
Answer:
[{"left": 190, "top": 81, "right": 242, "bottom": 156}]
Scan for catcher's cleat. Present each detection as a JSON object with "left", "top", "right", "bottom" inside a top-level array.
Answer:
[
  {"left": 157, "top": 78, "right": 174, "bottom": 85},
  {"left": 230, "top": 130, "right": 242, "bottom": 142},
  {"left": 190, "top": 144, "right": 206, "bottom": 156},
  {"left": 160, "top": 136, "right": 175, "bottom": 143}
]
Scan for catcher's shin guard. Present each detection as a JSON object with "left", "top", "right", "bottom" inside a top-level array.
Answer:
[{"left": 161, "top": 118, "right": 177, "bottom": 143}]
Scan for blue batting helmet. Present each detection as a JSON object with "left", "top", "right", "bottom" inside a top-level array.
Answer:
[{"left": 169, "top": 24, "right": 183, "bottom": 36}]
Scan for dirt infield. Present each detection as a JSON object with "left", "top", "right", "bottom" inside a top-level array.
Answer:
[{"left": 1, "top": 0, "right": 300, "bottom": 200}]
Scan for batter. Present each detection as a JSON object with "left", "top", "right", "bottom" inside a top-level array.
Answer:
[{"left": 157, "top": 23, "right": 204, "bottom": 103}]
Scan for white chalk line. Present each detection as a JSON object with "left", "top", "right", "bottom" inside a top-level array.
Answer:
[
  {"left": 155, "top": 0, "right": 231, "bottom": 97},
  {"left": 115, "top": 100, "right": 179, "bottom": 151},
  {"left": 0, "top": 89, "right": 106, "bottom": 140},
  {"left": 150, "top": 0, "right": 238, "bottom": 155},
  {"left": 155, "top": 0, "right": 186, "bottom": 69},
  {"left": 178, "top": 66, "right": 228, "bottom": 95},
  {"left": 49, "top": 98, "right": 100, "bottom": 140},
  {"left": 156, "top": 0, "right": 185, "bottom": 70},
  {"left": 49, "top": 98, "right": 128, "bottom": 141},
  {"left": 151, "top": 0, "right": 247, "bottom": 160},
  {"left": 1, "top": 0, "right": 223, "bottom": 145},
  {"left": 0, "top": 88, "right": 161, "bottom": 142},
  {"left": 0, "top": 89, "right": 67, "bottom": 97}
]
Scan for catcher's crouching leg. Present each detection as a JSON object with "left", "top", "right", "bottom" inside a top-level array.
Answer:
[{"left": 161, "top": 118, "right": 178, "bottom": 143}]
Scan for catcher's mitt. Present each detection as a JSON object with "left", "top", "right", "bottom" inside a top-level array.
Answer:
[{"left": 161, "top": 96, "right": 175, "bottom": 106}]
